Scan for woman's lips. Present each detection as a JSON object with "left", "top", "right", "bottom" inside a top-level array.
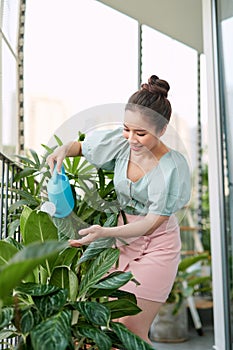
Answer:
[{"left": 130, "top": 144, "right": 142, "bottom": 151}]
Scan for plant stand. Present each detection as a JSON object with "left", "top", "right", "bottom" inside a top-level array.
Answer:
[{"left": 149, "top": 302, "right": 188, "bottom": 343}]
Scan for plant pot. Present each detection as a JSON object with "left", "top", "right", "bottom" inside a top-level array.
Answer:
[{"left": 149, "top": 302, "right": 188, "bottom": 343}]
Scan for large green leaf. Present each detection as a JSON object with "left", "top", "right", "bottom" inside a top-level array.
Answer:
[
  {"left": 103, "top": 299, "right": 141, "bottom": 319},
  {"left": 111, "top": 322, "right": 154, "bottom": 350},
  {"left": 0, "top": 241, "right": 68, "bottom": 300},
  {"left": 18, "top": 308, "right": 37, "bottom": 334},
  {"left": 50, "top": 266, "right": 78, "bottom": 302},
  {"left": 20, "top": 206, "right": 33, "bottom": 237},
  {"left": 32, "top": 289, "right": 68, "bottom": 319},
  {"left": 22, "top": 211, "right": 58, "bottom": 245},
  {"left": 30, "top": 309, "right": 72, "bottom": 350},
  {"left": 77, "top": 237, "right": 116, "bottom": 264},
  {"left": 75, "top": 324, "right": 112, "bottom": 350},
  {"left": 93, "top": 271, "right": 133, "bottom": 290},
  {"left": 73, "top": 301, "right": 110, "bottom": 326},
  {"left": 78, "top": 248, "right": 119, "bottom": 298},
  {"left": 22, "top": 211, "right": 59, "bottom": 275},
  {"left": 52, "top": 246, "right": 80, "bottom": 267},
  {"left": 0, "top": 241, "right": 18, "bottom": 266}
]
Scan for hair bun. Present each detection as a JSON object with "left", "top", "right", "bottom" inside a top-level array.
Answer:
[{"left": 141, "top": 75, "right": 170, "bottom": 98}]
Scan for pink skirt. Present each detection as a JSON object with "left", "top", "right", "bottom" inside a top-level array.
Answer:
[{"left": 110, "top": 213, "right": 181, "bottom": 303}]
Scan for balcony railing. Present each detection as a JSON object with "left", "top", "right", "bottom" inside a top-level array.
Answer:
[{"left": 0, "top": 152, "right": 22, "bottom": 241}]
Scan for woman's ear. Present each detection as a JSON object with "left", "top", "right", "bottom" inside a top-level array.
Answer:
[{"left": 159, "top": 124, "right": 167, "bottom": 137}]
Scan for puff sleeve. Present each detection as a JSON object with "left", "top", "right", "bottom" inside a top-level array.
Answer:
[{"left": 81, "top": 127, "right": 128, "bottom": 171}]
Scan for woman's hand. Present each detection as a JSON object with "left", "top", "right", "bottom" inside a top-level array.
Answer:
[
  {"left": 46, "top": 144, "right": 69, "bottom": 173},
  {"left": 46, "top": 141, "right": 82, "bottom": 173},
  {"left": 69, "top": 225, "right": 107, "bottom": 247}
]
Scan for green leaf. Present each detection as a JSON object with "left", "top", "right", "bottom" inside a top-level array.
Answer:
[
  {"left": 53, "top": 247, "right": 79, "bottom": 268},
  {"left": 23, "top": 211, "right": 59, "bottom": 275},
  {"left": 7, "top": 219, "right": 20, "bottom": 237},
  {"left": 109, "top": 290, "right": 137, "bottom": 304},
  {"left": 50, "top": 267, "right": 78, "bottom": 302},
  {"left": 111, "top": 322, "right": 154, "bottom": 350},
  {"left": 93, "top": 271, "right": 133, "bottom": 290},
  {"left": 0, "top": 241, "right": 68, "bottom": 300},
  {"left": 73, "top": 301, "right": 110, "bottom": 326},
  {"left": 23, "top": 211, "right": 58, "bottom": 245},
  {"left": 30, "top": 310, "right": 72, "bottom": 350},
  {"left": 0, "top": 307, "right": 14, "bottom": 329},
  {"left": 0, "top": 241, "right": 18, "bottom": 267},
  {"left": 78, "top": 237, "right": 116, "bottom": 264},
  {"left": 103, "top": 299, "right": 141, "bottom": 319},
  {"left": 178, "top": 253, "right": 209, "bottom": 271},
  {"left": 29, "top": 149, "right": 40, "bottom": 167},
  {"left": 9, "top": 200, "right": 34, "bottom": 212},
  {"left": 32, "top": 289, "right": 68, "bottom": 319},
  {"left": 19, "top": 308, "right": 36, "bottom": 334},
  {"left": 78, "top": 248, "right": 119, "bottom": 298},
  {"left": 13, "top": 168, "right": 37, "bottom": 182},
  {"left": 20, "top": 206, "right": 33, "bottom": 237},
  {"left": 16, "top": 283, "right": 60, "bottom": 296},
  {"left": 76, "top": 324, "right": 112, "bottom": 350},
  {"left": 0, "top": 329, "right": 18, "bottom": 341}
]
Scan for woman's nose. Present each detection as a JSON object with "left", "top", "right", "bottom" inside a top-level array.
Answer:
[{"left": 128, "top": 131, "right": 136, "bottom": 142}]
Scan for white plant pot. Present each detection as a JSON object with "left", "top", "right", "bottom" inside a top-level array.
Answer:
[{"left": 149, "top": 302, "right": 188, "bottom": 343}]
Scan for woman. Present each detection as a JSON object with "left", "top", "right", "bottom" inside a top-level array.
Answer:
[{"left": 47, "top": 75, "right": 191, "bottom": 344}]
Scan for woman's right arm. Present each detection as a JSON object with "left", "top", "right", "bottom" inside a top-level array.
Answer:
[{"left": 46, "top": 141, "right": 82, "bottom": 173}]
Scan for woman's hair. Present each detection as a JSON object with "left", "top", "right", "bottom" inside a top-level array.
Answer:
[{"left": 125, "top": 75, "right": 172, "bottom": 132}]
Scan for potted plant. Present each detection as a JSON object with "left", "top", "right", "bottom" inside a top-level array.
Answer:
[
  {"left": 149, "top": 252, "right": 211, "bottom": 343},
  {"left": 0, "top": 141, "right": 155, "bottom": 350}
]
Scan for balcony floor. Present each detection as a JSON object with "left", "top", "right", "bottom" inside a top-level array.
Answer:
[{"left": 152, "top": 325, "right": 214, "bottom": 350}]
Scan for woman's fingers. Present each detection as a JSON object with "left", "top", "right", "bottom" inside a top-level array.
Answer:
[{"left": 69, "top": 235, "right": 93, "bottom": 246}]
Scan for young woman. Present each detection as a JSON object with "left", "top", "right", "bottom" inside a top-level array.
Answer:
[{"left": 46, "top": 75, "right": 191, "bottom": 344}]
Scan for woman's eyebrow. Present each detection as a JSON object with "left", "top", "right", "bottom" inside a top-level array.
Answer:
[{"left": 123, "top": 124, "right": 147, "bottom": 132}]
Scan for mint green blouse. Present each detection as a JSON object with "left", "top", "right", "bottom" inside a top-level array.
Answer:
[{"left": 82, "top": 127, "right": 191, "bottom": 216}]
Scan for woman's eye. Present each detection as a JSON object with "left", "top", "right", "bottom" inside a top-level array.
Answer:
[{"left": 137, "top": 133, "right": 146, "bottom": 137}]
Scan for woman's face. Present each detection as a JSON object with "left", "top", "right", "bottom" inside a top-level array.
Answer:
[{"left": 123, "top": 109, "right": 163, "bottom": 155}]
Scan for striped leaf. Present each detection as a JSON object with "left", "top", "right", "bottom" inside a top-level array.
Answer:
[
  {"left": 111, "top": 322, "right": 154, "bottom": 350},
  {"left": 103, "top": 299, "right": 141, "bottom": 319},
  {"left": 93, "top": 271, "right": 133, "bottom": 290},
  {"left": 76, "top": 324, "right": 112, "bottom": 350},
  {"left": 16, "top": 282, "right": 59, "bottom": 296},
  {"left": 32, "top": 288, "right": 68, "bottom": 319},
  {"left": 19, "top": 308, "right": 37, "bottom": 334},
  {"left": 78, "top": 248, "right": 119, "bottom": 298},
  {"left": 73, "top": 301, "right": 110, "bottom": 326},
  {"left": 0, "top": 307, "right": 14, "bottom": 329},
  {"left": 30, "top": 309, "right": 72, "bottom": 350},
  {"left": 78, "top": 237, "right": 116, "bottom": 264}
]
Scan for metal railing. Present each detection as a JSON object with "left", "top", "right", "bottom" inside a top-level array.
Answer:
[{"left": 0, "top": 152, "right": 22, "bottom": 241}]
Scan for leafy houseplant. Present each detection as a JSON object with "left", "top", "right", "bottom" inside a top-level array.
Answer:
[{"left": 0, "top": 140, "right": 154, "bottom": 350}]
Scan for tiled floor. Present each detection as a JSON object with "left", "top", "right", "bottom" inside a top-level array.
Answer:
[{"left": 152, "top": 326, "right": 214, "bottom": 350}]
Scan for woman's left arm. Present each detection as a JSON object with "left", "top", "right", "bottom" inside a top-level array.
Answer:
[{"left": 69, "top": 213, "right": 169, "bottom": 247}]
